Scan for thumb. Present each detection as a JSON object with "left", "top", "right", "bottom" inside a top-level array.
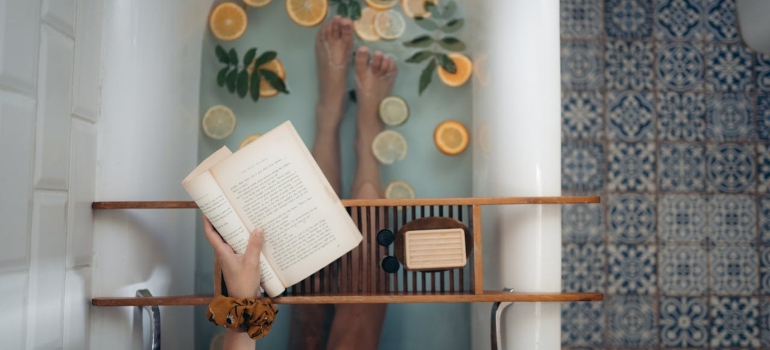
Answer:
[{"left": 243, "top": 228, "right": 264, "bottom": 267}]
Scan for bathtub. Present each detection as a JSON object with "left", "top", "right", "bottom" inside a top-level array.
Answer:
[{"left": 92, "top": 0, "right": 560, "bottom": 349}]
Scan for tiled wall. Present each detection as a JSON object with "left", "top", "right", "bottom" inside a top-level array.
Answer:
[
  {"left": 0, "top": 0, "right": 102, "bottom": 349},
  {"left": 559, "top": 0, "right": 770, "bottom": 348}
]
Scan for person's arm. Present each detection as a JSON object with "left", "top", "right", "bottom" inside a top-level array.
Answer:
[{"left": 203, "top": 215, "right": 264, "bottom": 350}]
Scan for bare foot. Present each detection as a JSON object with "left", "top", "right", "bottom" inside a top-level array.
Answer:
[
  {"left": 354, "top": 46, "right": 398, "bottom": 148},
  {"left": 315, "top": 15, "right": 353, "bottom": 131}
]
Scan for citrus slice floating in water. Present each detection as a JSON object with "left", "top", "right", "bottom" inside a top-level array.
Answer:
[
  {"left": 251, "top": 58, "right": 286, "bottom": 97},
  {"left": 379, "top": 96, "right": 409, "bottom": 126},
  {"left": 238, "top": 134, "right": 262, "bottom": 149},
  {"left": 354, "top": 7, "right": 381, "bottom": 42},
  {"left": 434, "top": 120, "right": 468, "bottom": 155},
  {"left": 209, "top": 2, "right": 248, "bottom": 41},
  {"left": 202, "top": 105, "right": 237, "bottom": 140},
  {"left": 401, "top": 0, "right": 438, "bottom": 18},
  {"left": 437, "top": 52, "right": 473, "bottom": 87},
  {"left": 286, "top": 0, "right": 328, "bottom": 27},
  {"left": 373, "top": 9, "right": 406, "bottom": 40},
  {"left": 385, "top": 180, "right": 416, "bottom": 199},
  {"left": 365, "top": 0, "right": 399, "bottom": 10},
  {"left": 372, "top": 130, "right": 407, "bottom": 164},
  {"left": 243, "top": 0, "right": 272, "bottom": 7}
]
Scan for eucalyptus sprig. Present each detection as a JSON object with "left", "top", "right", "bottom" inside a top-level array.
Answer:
[
  {"left": 402, "top": 1, "right": 466, "bottom": 95},
  {"left": 215, "top": 45, "right": 289, "bottom": 102},
  {"left": 329, "top": 0, "right": 362, "bottom": 20}
]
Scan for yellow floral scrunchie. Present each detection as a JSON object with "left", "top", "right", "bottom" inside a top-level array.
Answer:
[{"left": 206, "top": 295, "right": 279, "bottom": 340}]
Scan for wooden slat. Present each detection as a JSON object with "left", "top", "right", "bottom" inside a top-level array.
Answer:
[
  {"left": 91, "top": 196, "right": 601, "bottom": 209},
  {"left": 472, "top": 204, "right": 483, "bottom": 295},
  {"left": 92, "top": 292, "right": 603, "bottom": 307}
]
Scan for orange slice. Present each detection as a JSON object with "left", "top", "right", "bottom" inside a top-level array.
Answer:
[
  {"left": 437, "top": 53, "right": 473, "bottom": 87},
  {"left": 354, "top": 7, "right": 381, "bottom": 42},
  {"left": 434, "top": 120, "right": 469, "bottom": 155},
  {"left": 365, "top": 0, "right": 398, "bottom": 10},
  {"left": 286, "top": 0, "right": 328, "bottom": 27},
  {"left": 209, "top": 2, "right": 248, "bottom": 41},
  {"left": 248, "top": 58, "right": 286, "bottom": 97},
  {"left": 243, "top": 0, "right": 272, "bottom": 7},
  {"left": 401, "top": 0, "right": 438, "bottom": 18}
]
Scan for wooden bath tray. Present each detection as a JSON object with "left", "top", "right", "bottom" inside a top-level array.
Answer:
[{"left": 91, "top": 196, "right": 602, "bottom": 306}]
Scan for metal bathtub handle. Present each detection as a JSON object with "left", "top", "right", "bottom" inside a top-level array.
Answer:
[
  {"left": 137, "top": 289, "right": 161, "bottom": 350},
  {"left": 490, "top": 288, "right": 514, "bottom": 350}
]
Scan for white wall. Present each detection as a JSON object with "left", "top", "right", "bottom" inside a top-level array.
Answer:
[{"left": 0, "top": 0, "right": 102, "bottom": 349}]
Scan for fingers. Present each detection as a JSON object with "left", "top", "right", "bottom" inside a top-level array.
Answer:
[
  {"left": 244, "top": 228, "right": 265, "bottom": 267},
  {"left": 202, "top": 215, "right": 235, "bottom": 258}
]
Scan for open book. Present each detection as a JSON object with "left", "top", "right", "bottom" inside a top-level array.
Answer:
[{"left": 182, "top": 121, "right": 362, "bottom": 297}]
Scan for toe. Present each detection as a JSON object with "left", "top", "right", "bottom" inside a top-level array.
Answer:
[
  {"left": 340, "top": 18, "right": 353, "bottom": 44},
  {"left": 355, "top": 46, "right": 370, "bottom": 75},
  {"left": 372, "top": 50, "right": 384, "bottom": 74},
  {"left": 331, "top": 15, "right": 342, "bottom": 39},
  {"left": 384, "top": 56, "right": 397, "bottom": 75},
  {"left": 318, "top": 20, "right": 331, "bottom": 42}
]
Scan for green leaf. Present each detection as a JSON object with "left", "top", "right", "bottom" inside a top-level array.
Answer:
[
  {"left": 243, "top": 48, "right": 257, "bottom": 66},
  {"left": 405, "top": 50, "right": 435, "bottom": 63},
  {"left": 227, "top": 48, "right": 238, "bottom": 65},
  {"left": 425, "top": 2, "right": 440, "bottom": 18},
  {"left": 336, "top": 2, "right": 348, "bottom": 17},
  {"left": 419, "top": 59, "right": 437, "bottom": 95},
  {"left": 441, "top": 1, "right": 457, "bottom": 19},
  {"left": 403, "top": 35, "right": 434, "bottom": 48},
  {"left": 260, "top": 69, "right": 289, "bottom": 94},
  {"left": 217, "top": 67, "right": 229, "bottom": 86},
  {"left": 438, "top": 37, "right": 466, "bottom": 51},
  {"left": 255, "top": 51, "right": 277, "bottom": 67},
  {"left": 215, "top": 45, "right": 229, "bottom": 64},
  {"left": 348, "top": 89, "right": 356, "bottom": 103},
  {"left": 250, "top": 71, "right": 261, "bottom": 102},
  {"left": 237, "top": 70, "right": 248, "bottom": 98},
  {"left": 348, "top": 1, "right": 362, "bottom": 20},
  {"left": 414, "top": 17, "right": 438, "bottom": 31},
  {"left": 226, "top": 69, "right": 237, "bottom": 93},
  {"left": 437, "top": 53, "right": 457, "bottom": 74},
  {"left": 441, "top": 18, "right": 464, "bottom": 33}
]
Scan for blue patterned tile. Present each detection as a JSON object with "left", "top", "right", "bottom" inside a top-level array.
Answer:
[
  {"left": 707, "top": 143, "right": 756, "bottom": 193},
  {"left": 660, "top": 297, "right": 708, "bottom": 347},
  {"left": 608, "top": 244, "right": 656, "bottom": 294},
  {"left": 656, "top": 0, "right": 703, "bottom": 40},
  {"left": 761, "top": 196, "right": 770, "bottom": 243},
  {"left": 659, "top": 246, "right": 707, "bottom": 295},
  {"left": 709, "top": 245, "right": 759, "bottom": 295},
  {"left": 706, "top": 93, "right": 755, "bottom": 140},
  {"left": 706, "top": 44, "right": 754, "bottom": 93},
  {"left": 659, "top": 194, "right": 707, "bottom": 243},
  {"left": 562, "top": 91, "right": 604, "bottom": 139},
  {"left": 562, "top": 142, "right": 604, "bottom": 191},
  {"left": 763, "top": 297, "right": 770, "bottom": 345},
  {"left": 562, "top": 301, "right": 604, "bottom": 346},
  {"left": 609, "top": 194, "right": 656, "bottom": 243},
  {"left": 710, "top": 296, "right": 760, "bottom": 347},
  {"left": 708, "top": 195, "right": 757, "bottom": 244},
  {"left": 608, "top": 296, "right": 657, "bottom": 347},
  {"left": 759, "top": 95, "right": 770, "bottom": 140},
  {"left": 758, "top": 53, "right": 770, "bottom": 92},
  {"left": 657, "top": 92, "right": 706, "bottom": 141},
  {"left": 604, "top": 0, "right": 653, "bottom": 40},
  {"left": 608, "top": 142, "right": 655, "bottom": 191},
  {"left": 659, "top": 143, "right": 706, "bottom": 192},
  {"left": 607, "top": 92, "right": 654, "bottom": 141},
  {"left": 563, "top": 203, "right": 603, "bottom": 243},
  {"left": 656, "top": 42, "right": 704, "bottom": 91},
  {"left": 760, "top": 144, "right": 770, "bottom": 193},
  {"left": 561, "top": 0, "right": 602, "bottom": 39},
  {"left": 563, "top": 243, "right": 605, "bottom": 292},
  {"left": 562, "top": 41, "right": 603, "bottom": 89},
  {"left": 605, "top": 41, "right": 654, "bottom": 90},
  {"left": 761, "top": 247, "right": 770, "bottom": 294},
  {"left": 706, "top": 0, "right": 740, "bottom": 43}
]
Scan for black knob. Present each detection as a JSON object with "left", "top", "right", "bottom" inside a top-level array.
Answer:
[
  {"left": 377, "top": 228, "right": 395, "bottom": 246},
  {"left": 381, "top": 256, "right": 400, "bottom": 273}
]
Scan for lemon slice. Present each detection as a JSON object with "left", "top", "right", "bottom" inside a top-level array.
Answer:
[
  {"left": 366, "top": 0, "right": 398, "bottom": 10},
  {"left": 354, "top": 7, "right": 381, "bottom": 42},
  {"left": 373, "top": 10, "right": 405, "bottom": 40},
  {"left": 238, "top": 133, "right": 262, "bottom": 149},
  {"left": 372, "top": 130, "right": 407, "bottom": 164},
  {"left": 243, "top": 0, "right": 272, "bottom": 7},
  {"left": 202, "top": 105, "right": 236, "bottom": 140},
  {"left": 385, "top": 180, "right": 416, "bottom": 199},
  {"left": 379, "top": 96, "right": 409, "bottom": 126}
]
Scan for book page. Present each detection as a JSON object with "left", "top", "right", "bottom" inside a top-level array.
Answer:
[
  {"left": 210, "top": 121, "right": 362, "bottom": 287},
  {"left": 182, "top": 147, "right": 285, "bottom": 297}
]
